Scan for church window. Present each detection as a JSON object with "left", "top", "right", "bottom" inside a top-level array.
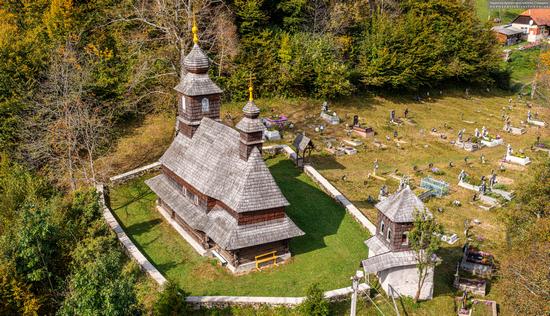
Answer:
[
  {"left": 387, "top": 228, "right": 392, "bottom": 241},
  {"left": 380, "top": 221, "right": 385, "bottom": 234},
  {"left": 401, "top": 232, "right": 409, "bottom": 245},
  {"left": 181, "top": 96, "right": 186, "bottom": 111},
  {"left": 201, "top": 98, "right": 209, "bottom": 112}
]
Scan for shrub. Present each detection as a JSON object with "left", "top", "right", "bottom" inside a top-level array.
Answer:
[
  {"left": 299, "top": 283, "right": 330, "bottom": 316},
  {"left": 153, "top": 282, "right": 188, "bottom": 316}
]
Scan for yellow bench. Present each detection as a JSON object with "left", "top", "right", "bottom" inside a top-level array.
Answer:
[{"left": 255, "top": 251, "right": 278, "bottom": 270}]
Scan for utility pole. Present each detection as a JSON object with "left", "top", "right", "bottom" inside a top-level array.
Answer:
[{"left": 350, "top": 270, "right": 364, "bottom": 316}]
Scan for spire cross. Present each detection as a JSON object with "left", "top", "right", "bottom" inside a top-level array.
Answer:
[
  {"left": 192, "top": 12, "right": 199, "bottom": 44},
  {"left": 248, "top": 76, "right": 254, "bottom": 101}
]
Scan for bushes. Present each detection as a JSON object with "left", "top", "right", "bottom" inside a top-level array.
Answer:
[
  {"left": 299, "top": 284, "right": 330, "bottom": 316},
  {"left": 153, "top": 282, "right": 188, "bottom": 316}
]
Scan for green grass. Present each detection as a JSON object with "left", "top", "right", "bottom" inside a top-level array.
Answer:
[
  {"left": 507, "top": 48, "right": 541, "bottom": 84},
  {"left": 109, "top": 156, "right": 370, "bottom": 296},
  {"left": 474, "top": 0, "right": 523, "bottom": 23}
]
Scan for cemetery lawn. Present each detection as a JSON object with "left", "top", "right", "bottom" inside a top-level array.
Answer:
[{"left": 109, "top": 155, "right": 370, "bottom": 296}]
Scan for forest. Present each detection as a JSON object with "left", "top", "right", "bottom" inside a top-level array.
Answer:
[{"left": 0, "top": 0, "right": 547, "bottom": 315}]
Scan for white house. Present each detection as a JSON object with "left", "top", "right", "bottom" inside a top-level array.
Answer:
[{"left": 511, "top": 9, "right": 550, "bottom": 42}]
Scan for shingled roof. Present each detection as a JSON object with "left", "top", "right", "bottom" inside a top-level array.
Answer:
[
  {"left": 293, "top": 134, "right": 314, "bottom": 152},
  {"left": 159, "top": 117, "right": 289, "bottom": 213},
  {"left": 375, "top": 186, "right": 429, "bottom": 223},
  {"left": 362, "top": 248, "right": 418, "bottom": 273},
  {"left": 146, "top": 174, "right": 303, "bottom": 250}
]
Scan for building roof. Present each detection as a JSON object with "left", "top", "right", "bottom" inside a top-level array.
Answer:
[
  {"left": 159, "top": 117, "right": 290, "bottom": 213},
  {"left": 375, "top": 186, "right": 429, "bottom": 223},
  {"left": 174, "top": 72, "right": 223, "bottom": 96},
  {"left": 183, "top": 44, "right": 210, "bottom": 73},
  {"left": 514, "top": 9, "right": 550, "bottom": 26},
  {"left": 146, "top": 174, "right": 304, "bottom": 250},
  {"left": 362, "top": 236, "right": 418, "bottom": 273},
  {"left": 491, "top": 25, "right": 524, "bottom": 36},
  {"left": 293, "top": 134, "right": 314, "bottom": 152}
]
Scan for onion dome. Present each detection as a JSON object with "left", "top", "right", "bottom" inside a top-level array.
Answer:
[
  {"left": 183, "top": 16, "right": 209, "bottom": 74},
  {"left": 242, "top": 86, "right": 260, "bottom": 118},
  {"left": 236, "top": 84, "right": 265, "bottom": 133}
]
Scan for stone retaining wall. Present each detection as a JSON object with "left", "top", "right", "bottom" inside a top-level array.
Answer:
[
  {"left": 109, "top": 162, "right": 161, "bottom": 184},
  {"left": 96, "top": 184, "right": 167, "bottom": 286}
]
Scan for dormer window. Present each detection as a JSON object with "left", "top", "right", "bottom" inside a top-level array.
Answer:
[
  {"left": 401, "top": 232, "right": 409, "bottom": 245},
  {"left": 181, "top": 96, "right": 186, "bottom": 111},
  {"left": 201, "top": 98, "right": 209, "bottom": 112},
  {"left": 380, "top": 221, "right": 385, "bottom": 235}
]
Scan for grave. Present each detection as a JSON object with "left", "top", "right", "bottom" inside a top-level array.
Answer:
[
  {"left": 460, "top": 244, "right": 494, "bottom": 278},
  {"left": 502, "top": 121, "right": 525, "bottom": 135},
  {"left": 343, "top": 139, "right": 363, "bottom": 147},
  {"left": 264, "top": 130, "right": 281, "bottom": 141},
  {"left": 389, "top": 110, "right": 403, "bottom": 125},
  {"left": 526, "top": 110, "right": 547, "bottom": 127},
  {"left": 351, "top": 115, "right": 375, "bottom": 138},
  {"left": 368, "top": 159, "right": 386, "bottom": 181},
  {"left": 342, "top": 147, "right": 357, "bottom": 155},
  {"left": 320, "top": 101, "right": 340, "bottom": 125},
  {"left": 479, "top": 128, "right": 503, "bottom": 147},
  {"left": 504, "top": 144, "right": 531, "bottom": 165},
  {"left": 420, "top": 177, "right": 450, "bottom": 197},
  {"left": 263, "top": 115, "right": 288, "bottom": 129}
]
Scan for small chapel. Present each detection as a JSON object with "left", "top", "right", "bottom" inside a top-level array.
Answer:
[
  {"left": 362, "top": 186, "right": 435, "bottom": 300},
  {"left": 145, "top": 20, "right": 304, "bottom": 273}
]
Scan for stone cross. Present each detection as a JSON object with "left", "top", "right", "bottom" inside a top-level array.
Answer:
[
  {"left": 482, "top": 126, "right": 488, "bottom": 138},
  {"left": 489, "top": 172, "right": 497, "bottom": 188},
  {"left": 527, "top": 110, "right": 532, "bottom": 121},
  {"left": 479, "top": 180, "right": 487, "bottom": 194},
  {"left": 390, "top": 110, "right": 395, "bottom": 122},
  {"left": 458, "top": 169, "right": 466, "bottom": 182},
  {"left": 474, "top": 128, "right": 480, "bottom": 138}
]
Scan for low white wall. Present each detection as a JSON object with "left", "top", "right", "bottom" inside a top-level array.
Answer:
[
  {"left": 109, "top": 162, "right": 161, "bottom": 183},
  {"left": 96, "top": 184, "right": 167, "bottom": 286}
]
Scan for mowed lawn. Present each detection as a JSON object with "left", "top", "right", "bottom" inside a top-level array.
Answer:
[{"left": 109, "top": 155, "right": 370, "bottom": 296}]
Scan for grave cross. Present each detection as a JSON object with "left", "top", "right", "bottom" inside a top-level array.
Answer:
[
  {"left": 458, "top": 170, "right": 466, "bottom": 182},
  {"left": 373, "top": 159, "right": 379, "bottom": 175},
  {"left": 390, "top": 110, "right": 396, "bottom": 122}
]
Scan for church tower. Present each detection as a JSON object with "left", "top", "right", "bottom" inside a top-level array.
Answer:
[
  {"left": 174, "top": 16, "right": 223, "bottom": 138},
  {"left": 236, "top": 85, "right": 265, "bottom": 161}
]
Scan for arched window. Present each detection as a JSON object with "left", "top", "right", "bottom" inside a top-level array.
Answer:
[
  {"left": 380, "top": 221, "right": 385, "bottom": 234},
  {"left": 181, "top": 95, "right": 186, "bottom": 111},
  {"left": 201, "top": 98, "right": 209, "bottom": 112},
  {"left": 387, "top": 228, "right": 392, "bottom": 241}
]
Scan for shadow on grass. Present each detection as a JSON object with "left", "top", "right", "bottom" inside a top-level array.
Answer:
[
  {"left": 310, "top": 155, "right": 346, "bottom": 170},
  {"left": 126, "top": 218, "right": 162, "bottom": 236},
  {"left": 268, "top": 159, "right": 346, "bottom": 256},
  {"left": 433, "top": 246, "right": 463, "bottom": 297}
]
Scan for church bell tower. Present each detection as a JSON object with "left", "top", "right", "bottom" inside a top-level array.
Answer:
[{"left": 174, "top": 16, "right": 223, "bottom": 138}]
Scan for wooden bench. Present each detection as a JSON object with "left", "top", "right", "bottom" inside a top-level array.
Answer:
[{"left": 255, "top": 251, "right": 278, "bottom": 270}]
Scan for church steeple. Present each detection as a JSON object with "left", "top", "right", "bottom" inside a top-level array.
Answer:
[
  {"left": 236, "top": 83, "right": 265, "bottom": 161},
  {"left": 174, "top": 14, "right": 223, "bottom": 138}
]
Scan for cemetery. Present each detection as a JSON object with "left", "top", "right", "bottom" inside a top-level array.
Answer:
[{"left": 102, "top": 43, "right": 548, "bottom": 312}]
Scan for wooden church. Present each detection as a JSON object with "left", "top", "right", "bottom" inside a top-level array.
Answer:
[{"left": 145, "top": 22, "right": 304, "bottom": 273}]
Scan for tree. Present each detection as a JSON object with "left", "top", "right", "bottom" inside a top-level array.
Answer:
[
  {"left": 153, "top": 281, "right": 188, "bottom": 316},
  {"left": 408, "top": 209, "right": 441, "bottom": 302},
  {"left": 499, "top": 159, "right": 549, "bottom": 315},
  {"left": 299, "top": 283, "right": 330, "bottom": 316},
  {"left": 58, "top": 236, "right": 140, "bottom": 316}
]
